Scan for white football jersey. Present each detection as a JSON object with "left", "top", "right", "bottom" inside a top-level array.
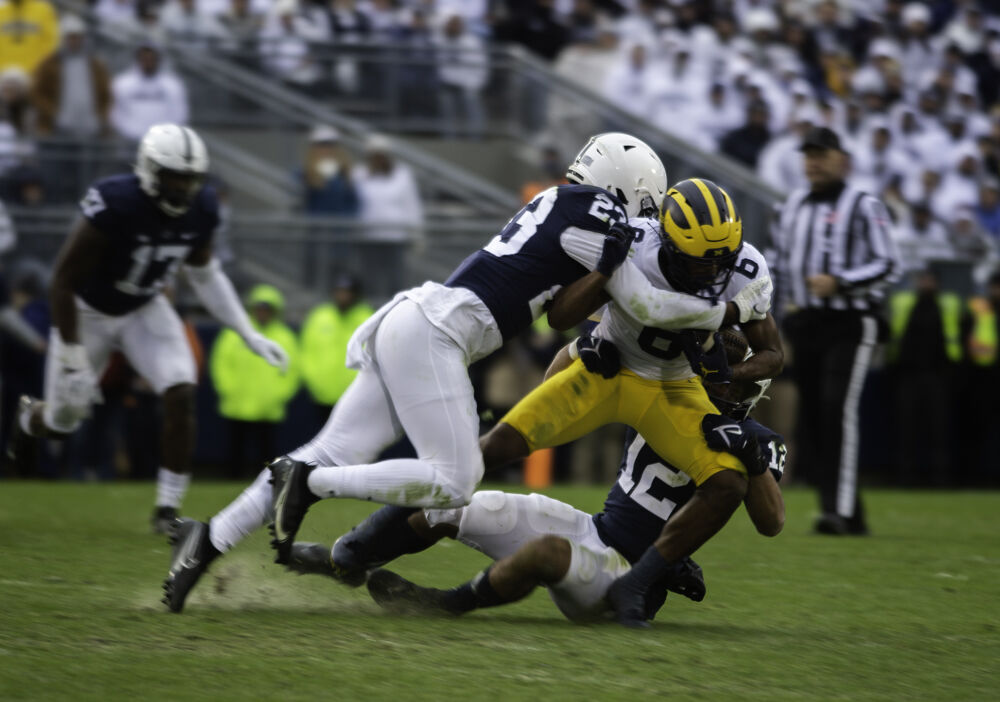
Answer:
[{"left": 594, "top": 218, "right": 772, "bottom": 381}]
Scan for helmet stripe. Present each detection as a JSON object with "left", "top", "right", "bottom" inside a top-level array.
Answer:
[
  {"left": 673, "top": 179, "right": 713, "bottom": 227},
  {"left": 180, "top": 126, "right": 193, "bottom": 163},
  {"left": 691, "top": 179, "right": 723, "bottom": 227}
]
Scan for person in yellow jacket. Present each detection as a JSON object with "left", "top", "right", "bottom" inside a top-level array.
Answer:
[
  {"left": 0, "top": 0, "right": 60, "bottom": 74},
  {"left": 210, "top": 285, "right": 299, "bottom": 478},
  {"left": 958, "top": 270, "right": 1000, "bottom": 485},
  {"left": 299, "top": 274, "right": 373, "bottom": 426},
  {"left": 887, "top": 268, "right": 961, "bottom": 485}
]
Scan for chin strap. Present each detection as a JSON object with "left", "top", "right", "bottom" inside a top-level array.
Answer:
[{"left": 183, "top": 258, "right": 255, "bottom": 341}]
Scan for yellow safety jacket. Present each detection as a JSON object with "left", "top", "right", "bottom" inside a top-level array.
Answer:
[
  {"left": 888, "top": 291, "right": 962, "bottom": 363},
  {"left": 300, "top": 302, "right": 374, "bottom": 405},
  {"left": 966, "top": 297, "right": 997, "bottom": 366},
  {"left": 210, "top": 320, "right": 300, "bottom": 422}
]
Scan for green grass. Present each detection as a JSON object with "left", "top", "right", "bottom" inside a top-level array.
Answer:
[{"left": 1, "top": 482, "right": 998, "bottom": 701}]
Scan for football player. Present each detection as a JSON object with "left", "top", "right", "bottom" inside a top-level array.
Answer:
[
  {"left": 161, "top": 134, "right": 771, "bottom": 612},
  {"left": 5, "top": 124, "right": 288, "bottom": 532},
  {"left": 317, "top": 179, "right": 783, "bottom": 627},
  {"left": 291, "top": 332, "right": 785, "bottom": 625}
]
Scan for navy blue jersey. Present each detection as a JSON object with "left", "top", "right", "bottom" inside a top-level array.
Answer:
[
  {"left": 445, "top": 184, "right": 625, "bottom": 341},
  {"left": 75, "top": 174, "right": 219, "bottom": 316},
  {"left": 593, "top": 418, "right": 786, "bottom": 564}
]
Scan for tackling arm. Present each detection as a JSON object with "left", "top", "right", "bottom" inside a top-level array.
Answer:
[
  {"left": 183, "top": 245, "right": 289, "bottom": 371},
  {"left": 732, "top": 313, "right": 784, "bottom": 382}
]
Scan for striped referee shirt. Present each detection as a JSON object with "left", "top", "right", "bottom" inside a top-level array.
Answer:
[{"left": 774, "top": 182, "right": 901, "bottom": 314}]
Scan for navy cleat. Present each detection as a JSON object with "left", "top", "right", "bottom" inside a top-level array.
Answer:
[
  {"left": 286, "top": 542, "right": 337, "bottom": 578},
  {"left": 5, "top": 395, "right": 40, "bottom": 476},
  {"left": 606, "top": 577, "right": 653, "bottom": 629},
  {"left": 268, "top": 457, "right": 319, "bottom": 565},
  {"left": 366, "top": 569, "right": 460, "bottom": 616},
  {"left": 162, "top": 519, "right": 219, "bottom": 613},
  {"left": 150, "top": 506, "right": 180, "bottom": 536}
]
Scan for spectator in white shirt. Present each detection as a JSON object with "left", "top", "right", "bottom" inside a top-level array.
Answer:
[
  {"left": 894, "top": 201, "right": 954, "bottom": 270},
  {"left": 353, "top": 134, "right": 423, "bottom": 298},
  {"left": 258, "top": 0, "right": 324, "bottom": 85},
  {"left": 160, "top": 0, "right": 229, "bottom": 51},
  {"left": 849, "top": 117, "right": 910, "bottom": 197},
  {"left": 109, "top": 43, "right": 189, "bottom": 141},
  {"left": 435, "top": 13, "right": 488, "bottom": 139}
]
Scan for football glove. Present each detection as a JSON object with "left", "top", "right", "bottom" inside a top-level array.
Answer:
[
  {"left": 702, "top": 414, "right": 766, "bottom": 476},
  {"left": 244, "top": 332, "right": 290, "bottom": 373},
  {"left": 730, "top": 276, "right": 773, "bottom": 323},
  {"left": 681, "top": 332, "right": 733, "bottom": 384},
  {"left": 595, "top": 222, "right": 636, "bottom": 277},
  {"left": 572, "top": 334, "right": 621, "bottom": 379},
  {"left": 53, "top": 341, "right": 102, "bottom": 419},
  {"left": 643, "top": 557, "right": 706, "bottom": 619}
]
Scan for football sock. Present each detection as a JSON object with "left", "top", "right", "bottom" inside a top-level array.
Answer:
[
  {"left": 156, "top": 468, "right": 191, "bottom": 509},
  {"left": 209, "top": 469, "right": 272, "bottom": 552},
  {"left": 333, "top": 505, "right": 429, "bottom": 570},
  {"left": 306, "top": 460, "right": 458, "bottom": 508},
  {"left": 615, "top": 545, "right": 674, "bottom": 596},
  {"left": 444, "top": 566, "right": 506, "bottom": 614}
]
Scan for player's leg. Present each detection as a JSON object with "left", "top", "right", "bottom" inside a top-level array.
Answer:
[
  {"left": 481, "top": 358, "right": 620, "bottom": 470},
  {"left": 301, "top": 300, "right": 484, "bottom": 507},
  {"left": 120, "top": 295, "right": 198, "bottom": 531},
  {"left": 367, "top": 492, "right": 588, "bottom": 615},
  {"left": 271, "top": 301, "right": 485, "bottom": 563},
  {"left": 607, "top": 379, "right": 748, "bottom": 627}
]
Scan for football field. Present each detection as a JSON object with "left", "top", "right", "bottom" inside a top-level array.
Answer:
[{"left": 1, "top": 482, "right": 998, "bottom": 701}]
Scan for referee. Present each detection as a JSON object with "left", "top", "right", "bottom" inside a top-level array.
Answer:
[{"left": 773, "top": 126, "right": 901, "bottom": 536}]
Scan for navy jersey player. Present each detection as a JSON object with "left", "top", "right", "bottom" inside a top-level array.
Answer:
[
  {"left": 161, "top": 133, "right": 771, "bottom": 612},
  {"left": 292, "top": 337, "right": 786, "bottom": 624},
  {"left": 8, "top": 124, "right": 288, "bottom": 532}
]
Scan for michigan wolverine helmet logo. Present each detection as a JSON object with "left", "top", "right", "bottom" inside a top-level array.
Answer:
[{"left": 659, "top": 178, "right": 743, "bottom": 298}]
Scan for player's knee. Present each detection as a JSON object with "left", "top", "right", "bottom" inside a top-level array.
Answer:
[{"left": 480, "top": 423, "right": 529, "bottom": 472}]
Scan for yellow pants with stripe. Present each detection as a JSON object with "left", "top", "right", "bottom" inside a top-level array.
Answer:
[{"left": 502, "top": 359, "right": 746, "bottom": 485}]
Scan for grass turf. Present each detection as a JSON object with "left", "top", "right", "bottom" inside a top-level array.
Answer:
[{"left": 1, "top": 481, "right": 998, "bottom": 701}]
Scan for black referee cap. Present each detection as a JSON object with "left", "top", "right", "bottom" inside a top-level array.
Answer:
[{"left": 799, "top": 126, "right": 845, "bottom": 153}]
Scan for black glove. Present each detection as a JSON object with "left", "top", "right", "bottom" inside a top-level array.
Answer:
[
  {"left": 702, "top": 414, "right": 766, "bottom": 476},
  {"left": 596, "top": 222, "right": 636, "bottom": 276},
  {"left": 643, "top": 556, "right": 706, "bottom": 620},
  {"left": 575, "top": 335, "right": 621, "bottom": 379},
  {"left": 681, "top": 331, "right": 733, "bottom": 384}
]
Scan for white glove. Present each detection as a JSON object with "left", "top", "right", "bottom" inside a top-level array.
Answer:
[
  {"left": 54, "top": 342, "right": 102, "bottom": 419},
  {"left": 244, "top": 332, "right": 289, "bottom": 373},
  {"left": 731, "top": 276, "right": 773, "bottom": 324}
]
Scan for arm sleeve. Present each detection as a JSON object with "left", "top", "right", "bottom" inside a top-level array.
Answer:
[
  {"left": 836, "top": 196, "right": 902, "bottom": 294},
  {"left": 183, "top": 258, "right": 255, "bottom": 340},
  {"left": 559, "top": 227, "right": 726, "bottom": 330}
]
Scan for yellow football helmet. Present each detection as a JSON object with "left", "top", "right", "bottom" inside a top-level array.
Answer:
[{"left": 659, "top": 178, "right": 743, "bottom": 298}]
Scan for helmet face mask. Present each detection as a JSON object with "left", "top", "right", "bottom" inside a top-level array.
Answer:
[
  {"left": 659, "top": 178, "right": 742, "bottom": 300},
  {"left": 565, "top": 132, "right": 667, "bottom": 218},
  {"left": 707, "top": 376, "right": 771, "bottom": 421},
  {"left": 135, "top": 124, "right": 209, "bottom": 217}
]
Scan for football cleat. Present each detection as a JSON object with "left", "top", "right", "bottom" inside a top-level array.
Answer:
[
  {"left": 5, "top": 395, "right": 40, "bottom": 476},
  {"left": 286, "top": 542, "right": 336, "bottom": 578},
  {"left": 150, "top": 506, "right": 180, "bottom": 536},
  {"left": 268, "top": 457, "right": 319, "bottom": 565},
  {"left": 162, "top": 519, "right": 219, "bottom": 613},
  {"left": 606, "top": 577, "right": 653, "bottom": 629},
  {"left": 366, "top": 569, "right": 460, "bottom": 616}
]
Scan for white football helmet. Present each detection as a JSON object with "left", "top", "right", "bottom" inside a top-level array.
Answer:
[
  {"left": 135, "top": 123, "right": 209, "bottom": 217},
  {"left": 565, "top": 132, "right": 667, "bottom": 218}
]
